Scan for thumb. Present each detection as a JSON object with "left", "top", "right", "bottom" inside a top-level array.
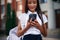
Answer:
[{"left": 30, "top": 18, "right": 32, "bottom": 22}]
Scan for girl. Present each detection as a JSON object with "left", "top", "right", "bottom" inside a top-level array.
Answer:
[{"left": 17, "top": 0, "right": 48, "bottom": 40}]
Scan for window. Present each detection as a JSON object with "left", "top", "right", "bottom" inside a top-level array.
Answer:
[
  {"left": 1, "top": 5, "right": 5, "bottom": 13},
  {"left": 53, "top": 0, "right": 60, "bottom": 3},
  {"left": 55, "top": 9, "right": 60, "bottom": 14},
  {"left": 53, "top": 0, "right": 57, "bottom": 2},
  {"left": 1, "top": 5, "right": 6, "bottom": 31},
  {"left": 1, "top": 5, "right": 5, "bottom": 19},
  {"left": 39, "top": 0, "right": 47, "bottom": 3}
]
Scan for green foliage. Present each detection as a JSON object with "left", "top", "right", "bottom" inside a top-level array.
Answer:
[{"left": 6, "top": 3, "right": 16, "bottom": 35}]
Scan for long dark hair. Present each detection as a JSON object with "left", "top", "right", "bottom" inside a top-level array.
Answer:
[{"left": 25, "top": 0, "right": 43, "bottom": 23}]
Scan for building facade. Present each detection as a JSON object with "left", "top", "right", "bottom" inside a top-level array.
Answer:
[{"left": 1, "top": 0, "right": 60, "bottom": 31}]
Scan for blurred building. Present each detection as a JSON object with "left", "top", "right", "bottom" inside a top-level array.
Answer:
[
  {"left": 40, "top": 0, "right": 60, "bottom": 29},
  {"left": 0, "top": 0, "right": 60, "bottom": 32}
]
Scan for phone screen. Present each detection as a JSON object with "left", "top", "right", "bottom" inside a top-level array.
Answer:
[{"left": 29, "top": 14, "right": 37, "bottom": 21}]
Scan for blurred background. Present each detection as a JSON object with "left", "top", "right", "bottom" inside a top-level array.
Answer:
[{"left": 0, "top": 0, "right": 60, "bottom": 40}]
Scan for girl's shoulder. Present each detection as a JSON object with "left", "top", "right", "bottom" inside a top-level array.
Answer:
[
  {"left": 42, "top": 14, "right": 48, "bottom": 24},
  {"left": 42, "top": 14, "right": 47, "bottom": 18}
]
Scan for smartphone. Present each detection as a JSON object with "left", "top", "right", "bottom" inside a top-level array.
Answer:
[{"left": 29, "top": 14, "right": 37, "bottom": 21}]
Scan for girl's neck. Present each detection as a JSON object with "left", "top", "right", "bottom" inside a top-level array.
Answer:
[{"left": 30, "top": 10, "right": 35, "bottom": 14}]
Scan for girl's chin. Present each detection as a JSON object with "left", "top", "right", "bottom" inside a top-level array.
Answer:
[{"left": 30, "top": 9, "right": 35, "bottom": 12}]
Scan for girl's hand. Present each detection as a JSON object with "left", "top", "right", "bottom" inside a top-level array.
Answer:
[
  {"left": 31, "top": 20, "right": 41, "bottom": 29},
  {"left": 26, "top": 19, "right": 32, "bottom": 29}
]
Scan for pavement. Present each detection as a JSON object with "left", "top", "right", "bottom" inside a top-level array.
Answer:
[
  {"left": 43, "top": 37, "right": 60, "bottom": 40},
  {"left": 0, "top": 28, "right": 60, "bottom": 40},
  {"left": 43, "top": 28, "right": 60, "bottom": 40}
]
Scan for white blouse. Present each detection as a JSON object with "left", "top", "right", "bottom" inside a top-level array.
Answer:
[{"left": 18, "top": 11, "right": 48, "bottom": 35}]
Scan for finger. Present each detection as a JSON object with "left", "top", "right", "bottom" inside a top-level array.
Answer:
[
  {"left": 31, "top": 21, "right": 35, "bottom": 24},
  {"left": 31, "top": 23, "right": 37, "bottom": 27},
  {"left": 30, "top": 18, "right": 32, "bottom": 22},
  {"left": 32, "top": 21, "right": 36, "bottom": 24},
  {"left": 31, "top": 23, "right": 35, "bottom": 26},
  {"left": 34, "top": 20, "right": 38, "bottom": 23}
]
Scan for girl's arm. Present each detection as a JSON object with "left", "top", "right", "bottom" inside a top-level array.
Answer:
[
  {"left": 31, "top": 20, "right": 48, "bottom": 37},
  {"left": 39, "top": 23, "right": 47, "bottom": 37},
  {"left": 16, "top": 20, "right": 32, "bottom": 37}
]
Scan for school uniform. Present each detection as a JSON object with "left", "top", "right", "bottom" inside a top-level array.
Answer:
[{"left": 18, "top": 10, "right": 48, "bottom": 40}]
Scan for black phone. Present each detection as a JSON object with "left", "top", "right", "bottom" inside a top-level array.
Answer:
[{"left": 29, "top": 14, "right": 37, "bottom": 21}]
